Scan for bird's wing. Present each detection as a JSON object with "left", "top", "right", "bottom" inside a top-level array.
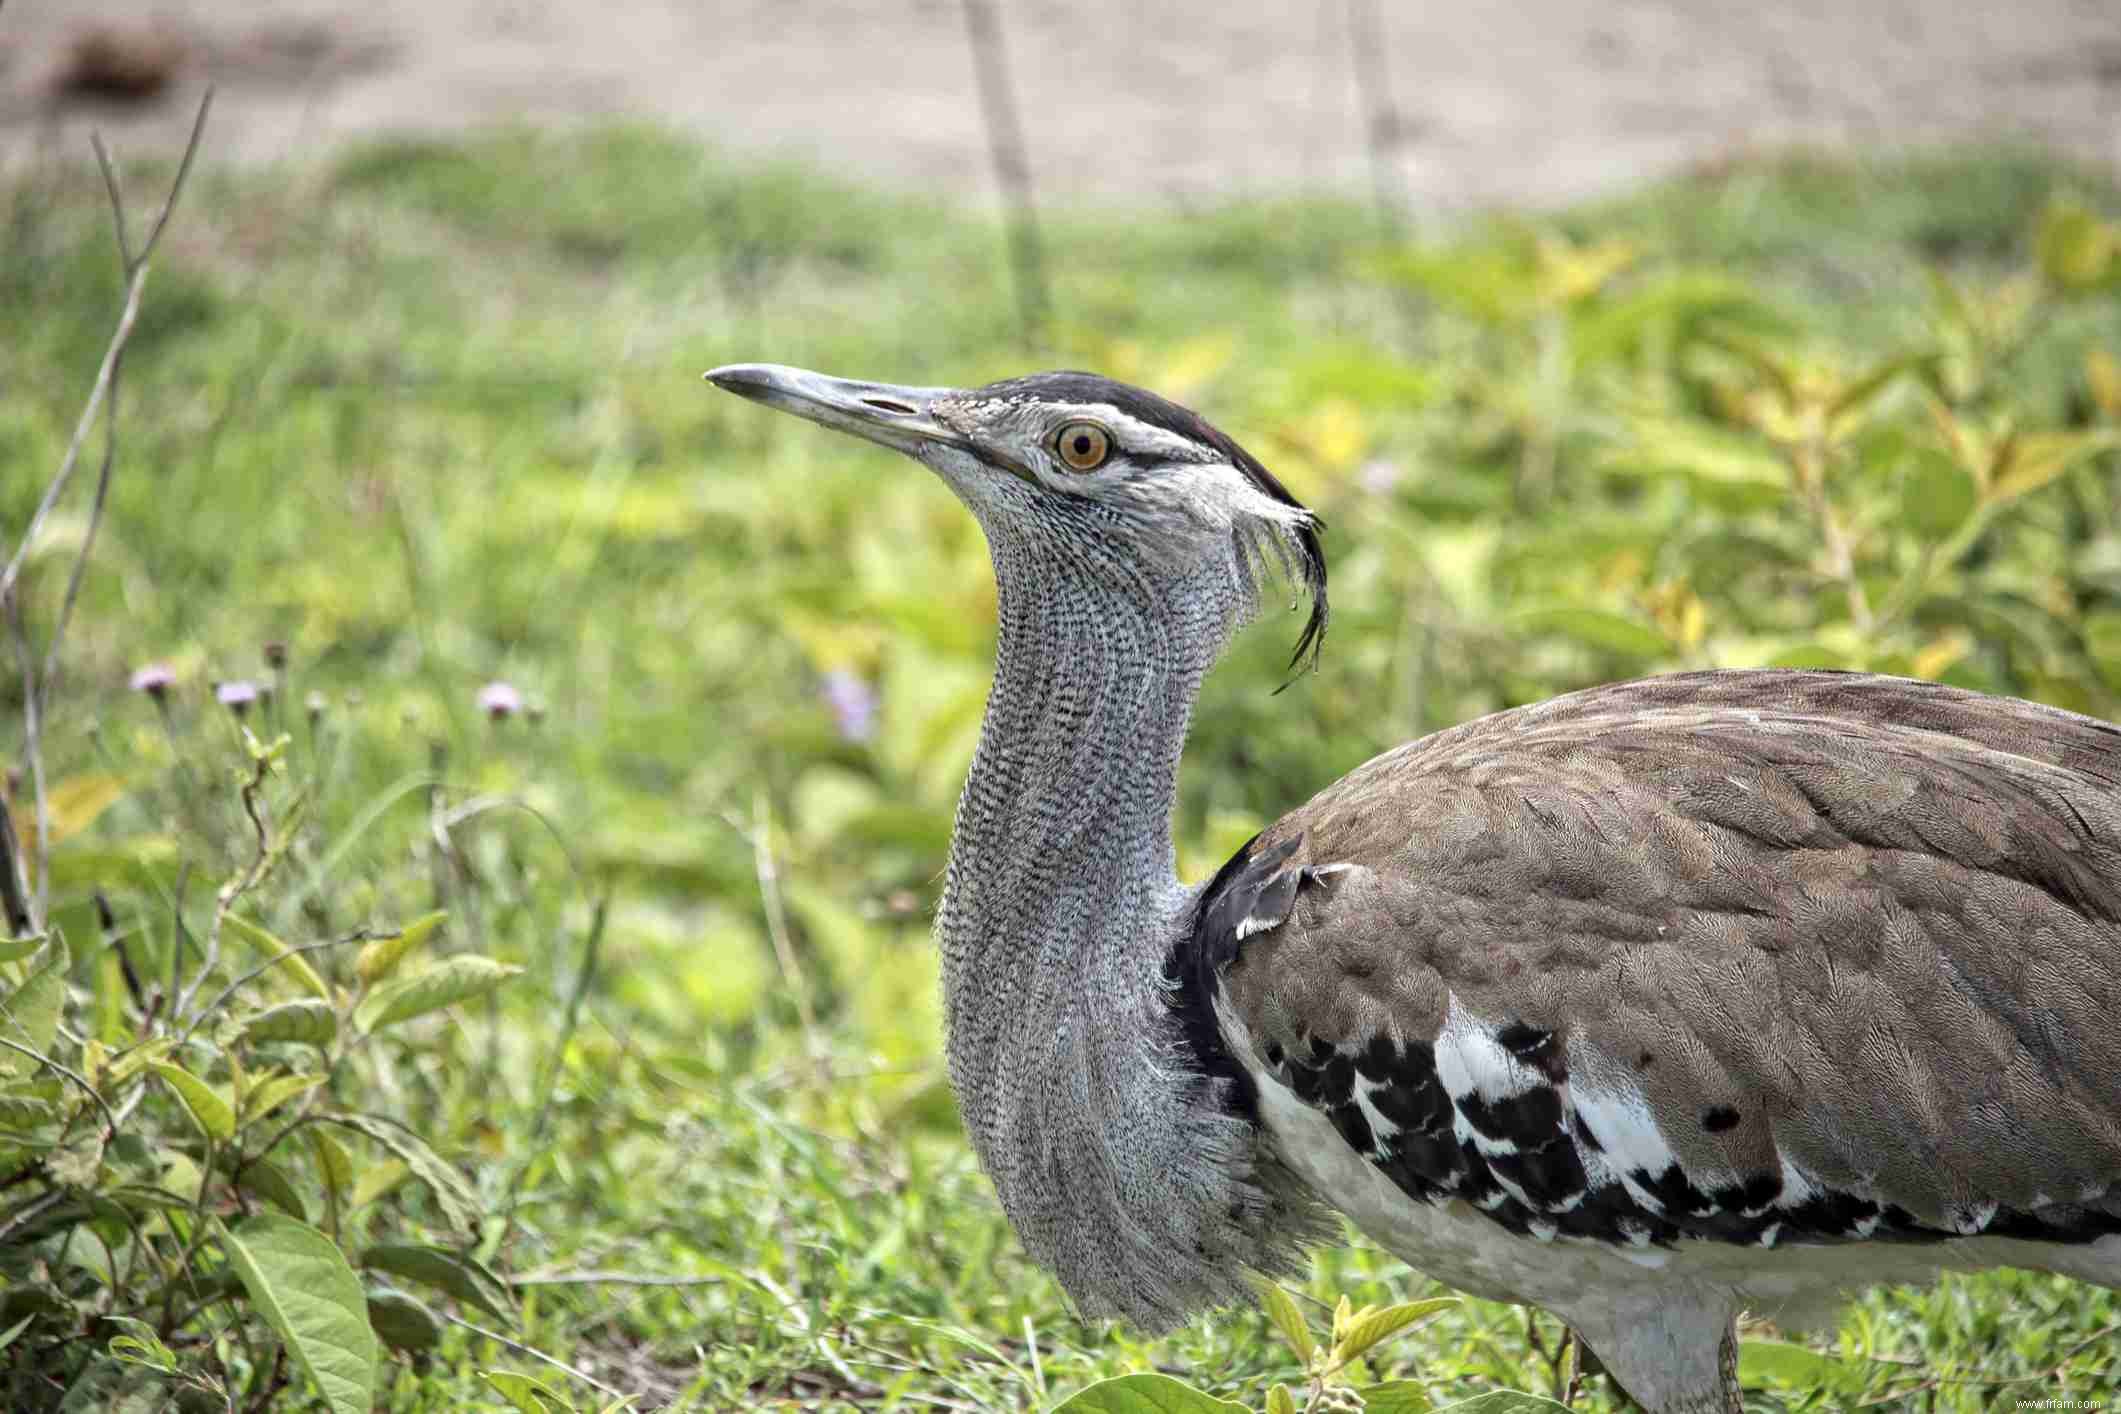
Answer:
[{"left": 1203, "top": 669, "right": 2121, "bottom": 1250}]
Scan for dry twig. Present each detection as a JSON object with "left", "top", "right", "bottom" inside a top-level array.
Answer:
[{"left": 1, "top": 88, "right": 213, "bottom": 926}]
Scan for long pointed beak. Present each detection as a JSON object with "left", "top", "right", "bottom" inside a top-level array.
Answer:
[{"left": 704, "top": 363, "right": 966, "bottom": 457}]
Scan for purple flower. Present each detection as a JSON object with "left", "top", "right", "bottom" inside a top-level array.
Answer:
[
  {"left": 819, "top": 669, "right": 876, "bottom": 744},
  {"left": 262, "top": 641, "right": 288, "bottom": 670},
  {"left": 129, "top": 663, "right": 175, "bottom": 699},
  {"left": 215, "top": 680, "right": 260, "bottom": 716},
  {"left": 476, "top": 681, "right": 523, "bottom": 721}
]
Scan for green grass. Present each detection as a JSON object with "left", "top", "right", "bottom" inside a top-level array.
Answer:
[{"left": 3, "top": 126, "right": 2120, "bottom": 1410}]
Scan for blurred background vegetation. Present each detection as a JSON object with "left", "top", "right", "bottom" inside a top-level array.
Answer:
[{"left": 3, "top": 107, "right": 2121, "bottom": 1411}]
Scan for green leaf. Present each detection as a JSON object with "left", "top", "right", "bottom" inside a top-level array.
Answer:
[
  {"left": 223, "top": 914, "right": 331, "bottom": 1001},
  {"left": 354, "top": 956, "right": 522, "bottom": 1035},
  {"left": 310, "top": 1128, "right": 355, "bottom": 1203},
  {"left": 1737, "top": 1339, "right": 1882, "bottom": 1396},
  {"left": 323, "top": 1112, "right": 482, "bottom": 1234},
  {"left": 1048, "top": 1373, "right": 1250, "bottom": 1413},
  {"left": 1251, "top": 1277, "right": 1315, "bottom": 1364},
  {"left": 232, "top": 1156, "right": 308, "bottom": 1220},
  {"left": 221, "top": 1214, "right": 379, "bottom": 1414},
  {"left": 242, "top": 999, "right": 338, "bottom": 1048},
  {"left": 241, "top": 1072, "right": 327, "bottom": 1128},
  {"left": 0, "top": 937, "right": 70, "bottom": 1080},
  {"left": 148, "top": 1061, "right": 236, "bottom": 1142},
  {"left": 355, "top": 911, "right": 447, "bottom": 986},
  {"left": 1352, "top": 1381, "right": 1433, "bottom": 1414},
  {"left": 480, "top": 1369, "right": 577, "bottom": 1413},
  {"left": 1265, "top": 1384, "right": 1298, "bottom": 1414},
  {"left": 2037, "top": 197, "right": 2118, "bottom": 291},
  {"left": 1513, "top": 607, "right": 1671, "bottom": 660},
  {"left": 0, "top": 1313, "right": 34, "bottom": 1352},
  {"left": 1828, "top": 352, "right": 1932, "bottom": 423},
  {"left": 1430, "top": 1394, "right": 1575, "bottom": 1413},
  {"left": 362, "top": 1242, "right": 515, "bottom": 1324},
  {"left": 350, "top": 1158, "right": 409, "bottom": 1210},
  {"left": 0, "top": 935, "right": 46, "bottom": 965},
  {"left": 1988, "top": 430, "right": 2118, "bottom": 505},
  {"left": 366, "top": 1286, "right": 444, "bottom": 1353},
  {"left": 1334, "top": 1297, "right": 1458, "bottom": 1364}
]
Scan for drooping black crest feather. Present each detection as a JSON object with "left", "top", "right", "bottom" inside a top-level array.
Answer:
[{"left": 975, "top": 371, "right": 1331, "bottom": 673}]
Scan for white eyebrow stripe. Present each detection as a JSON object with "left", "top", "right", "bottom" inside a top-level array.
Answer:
[{"left": 1068, "top": 406, "right": 1216, "bottom": 463}]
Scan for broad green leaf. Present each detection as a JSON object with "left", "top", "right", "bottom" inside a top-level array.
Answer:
[
  {"left": 1737, "top": 1339, "right": 1882, "bottom": 1396},
  {"left": 1430, "top": 1394, "right": 1574, "bottom": 1413},
  {"left": 349, "top": 1158, "right": 409, "bottom": 1211},
  {"left": 242, "top": 999, "right": 338, "bottom": 1048},
  {"left": 221, "top": 1214, "right": 379, "bottom": 1414},
  {"left": 0, "top": 936, "right": 70, "bottom": 1080},
  {"left": 1264, "top": 1383, "right": 1297, "bottom": 1414},
  {"left": 0, "top": 935, "right": 45, "bottom": 964},
  {"left": 355, "top": 956, "right": 522, "bottom": 1035},
  {"left": 223, "top": 914, "right": 331, "bottom": 1001},
  {"left": 1352, "top": 1381, "right": 1433, "bottom": 1413},
  {"left": 1251, "top": 1277, "right": 1314, "bottom": 1364},
  {"left": 1988, "top": 429, "right": 2118, "bottom": 505},
  {"left": 232, "top": 1157, "right": 307, "bottom": 1219},
  {"left": 1048, "top": 1373, "right": 1249, "bottom": 1414},
  {"left": 0, "top": 1094, "right": 57, "bottom": 1129},
  {"left": 324, "top": 1113, "right": 481, "bottom": 1233},
  {"left": 362, "top": 1242, "right": 515, "bottom": 1324},
  {"left": 310, "top": 1128, "right": 355, "bottom": 1203},
  {"left": 366, "top": 1287, "right": 444, "bottom": 1352},
  {"left": 1513, "top": 607, "right": 1671, "bottom": 660},
  {"left": 103, "top": 1038, "right": 174, "bottom": 1085},
  {"left": 241, "top": 1072, "right": 327, "bottom": 1128},
  {"left": 355, "top": 911, "right": 447, "bottom": 985},
  {"left": 480, "top": 1370, "right": 576, "bottom": 1413},
  {"left": 148, "top": 1061, "right": 236, "bottom": 1142},
  {"left": 1333, "top": 1297, "right": 1458, "bottom": 1363}
]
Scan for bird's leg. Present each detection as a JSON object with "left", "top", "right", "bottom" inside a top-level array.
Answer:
[
  {"left": 1566, "top": 1294, "right": 1742, "bottom": 1414},
  {"left": 1715, "top": 1320, "right": 1741, "bottom": 1414}
]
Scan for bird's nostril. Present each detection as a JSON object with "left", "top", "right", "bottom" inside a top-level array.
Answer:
[{"left": 860, "top": 397, "right": 919, "bottom": 415}]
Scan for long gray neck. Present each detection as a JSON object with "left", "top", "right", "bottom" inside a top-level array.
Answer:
[{"left": 934, "top": 522, "right": 1314, "bottom": 1330}]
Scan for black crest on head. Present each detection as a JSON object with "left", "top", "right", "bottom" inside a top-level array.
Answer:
[{"left": 974, "top": 371, "right": 1330, "bottom": 672}]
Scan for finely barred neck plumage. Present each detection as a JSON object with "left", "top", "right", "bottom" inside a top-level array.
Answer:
[
  {"left": 703, "top": 363, "right": 1331, "bottom": 1323},
  {"left": 706, "top": 362, "right": 2121, "bottom": 1414},
  {"left": 934, "top": 509, "right": 1321, "bottom": 1324}
]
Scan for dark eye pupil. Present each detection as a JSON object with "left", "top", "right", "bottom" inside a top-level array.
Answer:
[{"left": 1073, "top": 436, "right": 1091, "bottom": 454}]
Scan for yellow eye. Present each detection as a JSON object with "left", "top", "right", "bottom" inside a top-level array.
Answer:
[{"left": 1054, "top": 422, "right": 1111, "bottom": 471}]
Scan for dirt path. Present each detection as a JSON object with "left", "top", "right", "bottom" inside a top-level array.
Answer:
[{"left": 5, "top": 0, "right": 2119, "bottom": 210}]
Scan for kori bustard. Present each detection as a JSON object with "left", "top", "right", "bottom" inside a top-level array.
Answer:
[{"left": 705, "top": 362, "right": 2121, "bottom": 1414}]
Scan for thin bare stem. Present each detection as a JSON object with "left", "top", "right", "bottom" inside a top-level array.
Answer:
[
  {"left": 4, "top": 588, "right": 49, "bottom": 922},
  {"left": 507, "top": 1270, "right": 725, "bottom": 1289},
  {"left": 960, "top": 0, "right": 1048, "bottom": 346},
  {"left": 738, "top": 791, "right": 818, "bottom": 1050},
  {"left": 443, "top": 1312, "right": 627, "bottom": 1402},
  {"left": 0, "top": 275, "right": 143, "bottom": 606},
  {"left": 4, "top": 88, "right": 214, "bottom": 930}
]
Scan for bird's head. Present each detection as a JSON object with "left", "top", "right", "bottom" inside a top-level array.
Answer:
[{"left": 706, "top": 364, "right": 1328, "bottom": 670}]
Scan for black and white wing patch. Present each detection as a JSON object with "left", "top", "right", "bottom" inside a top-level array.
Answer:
[{"left": 1193, "top": 840, "right": 2121, "bottom": 1257}]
